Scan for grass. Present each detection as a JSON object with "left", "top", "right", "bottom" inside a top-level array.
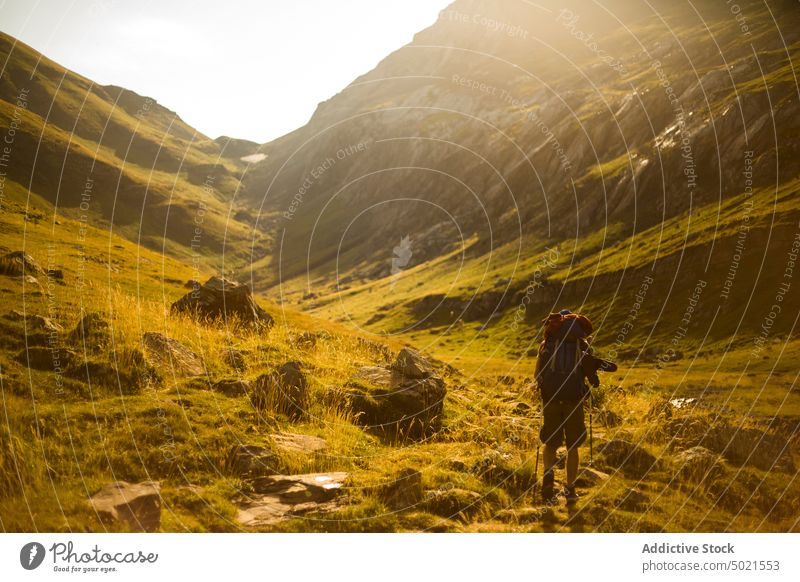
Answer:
[{"left": 2, "top": 194, "right": 797, "bottom": 532}]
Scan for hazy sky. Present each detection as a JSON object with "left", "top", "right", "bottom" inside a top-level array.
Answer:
[{"left": 0, "top": 0, "right": 451, "bottom": 143}]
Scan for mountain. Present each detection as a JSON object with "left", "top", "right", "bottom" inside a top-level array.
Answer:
[
  {"left": 236, "top": 0, "right": 800, "bottom": 356},
  {"left": 1, "top": 0, "right": 799, "bottom": 535},
  {"left": 0, "top": 32, "right": 269, "bottom": 268}
]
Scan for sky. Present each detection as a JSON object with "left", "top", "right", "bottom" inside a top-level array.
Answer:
[{"left": 0, "top": 0, "right": 452, "bottom": 143}]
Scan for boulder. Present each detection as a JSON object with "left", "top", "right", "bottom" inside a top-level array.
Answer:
[
  {"left": 380, "top": 468, "right": 423, "bottom": 510},
  {"left": 69, "top": 313, "right": 111, "bottom": 347},
  {"left": 171, "top": 276, "right": 273, "bottom": 331},
  {"left": 220, "top": 347, "right": 246, "bottom": 371},
  {"left": 615, "top": 489, "right": 650, "bottom": 512},
  {"left": 4, "top": 310, "right": 63, "bottom": 333},
  {"left": 89, "top": 481, "right": 161, "bottom": 532},
  {"left": 250, "top": 362, "right": 308, "bottom": 419},
  {"left": 211, "top": 379, "right": 250, "bottom": 397},
  {"left": 237, "top": 472, "right": 349, "bottom": 527},
  {"left": 347, "top": 350, "right": 446, "bottom": 440},
  {"left": 702, "top": 425, "right": 794, "bottom": 473},
  {"left": 0, "top": 251, "right": 43, "bottom": 276},
  {"left": 597, "top": 409, "right": 622, "bottom": 428},
  {"left": 272, "top": 433, "right": 328, "bottom": 455},
  {"left": 391, "top": 348, "right": 434, "bottom": 379},
  {"left": 295, "top": 330, "right": 332, "bottom": 349},
  {"left": 573, "top": 467, "right": 610, "bottom": 488},
  {"left": 423, "top": 488, "right": 482, "bottom": 520},
  {"left": 226, "top": 445, "right": 278, "bottom": 478},
  {"left": 598, "top": 439, "right": 659, "bottom": 478},
  {"left": 673, "top": 446, "right": 723, "bottom": 484},
  {"left": 142, "top": 332, "right": 205, "bottom": 377},
  {"left": 18, "top": 346, "right": 75, "bottom": 371}
]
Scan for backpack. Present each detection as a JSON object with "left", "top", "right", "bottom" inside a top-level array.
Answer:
[{"left": 536, "top": 312, "right": 593, "bottom": 402}]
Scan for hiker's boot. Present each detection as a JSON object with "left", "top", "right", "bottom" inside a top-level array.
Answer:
[
  {"left": 563, "top": 485, "right": 579, "bottom": 505},
  {"left": 541, "top": 470, "right": 556, "bottom": 505}
]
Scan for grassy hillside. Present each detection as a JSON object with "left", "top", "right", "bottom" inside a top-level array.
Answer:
[
  {"left": 0, "top": 32, "right": 269, "bottom": 268},
  {"left": 1, "top": 195, "right": 797, "bottom": 532}
]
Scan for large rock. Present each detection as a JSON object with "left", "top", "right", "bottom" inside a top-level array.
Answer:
[
  {"left": 423, "top": 488, "right": 482, "bottom": 520},
  {"left": 4, "top": 310, "right": 62, "bottom": 333},
  {"left": 272, "top": 433, "right": 328, "bottom": 455},
  {"left": 0, "top": 251, "right": 43, "bottom": 276},
  {"left": 673, "top": 446, "right": 723, "bottom": 484},
  {"left": 211, "top": 379, "right": 250, "bottom": 397},
  {"left": 69, "top": 313, "right": 111, "bottom": 347},
  {"left": 666, "top": 417, "right": 795, "bottom": 473},
  {"left": 380, "top": 468, "right": 423, "bottom": 510},
  {"left": 347, "top": 351, "right": 446, "bottom": 440},
  {"left": 17, "top": 346, "right": 75, "bottom": 371},
  {"left": 220, "top": 346, "right": 247, "bottom": 371},
  {"left": 237, "top": 472, "right": 349, "bottom": 527},
  {"left": 391, "top": 348, "right": 434, "bottom": 379},
  {"left": 598, "top": 439, "right": 659, "bottom": 478},
  {"left": 89, "top": 481, "right": 161, "bottom": 532},
  {"left": 171, "top": 276, "right": 273, "bottom": 331},
  {"left": 142, "top": 332, "right": 205, "bottom": 377},
  {"left": 250, "top": 362, "right": 308, "bottom": 419},
  {"left": 226, "top": 445, "right": 278, "bottom": 478}
]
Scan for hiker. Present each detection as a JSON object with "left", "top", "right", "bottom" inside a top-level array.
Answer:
[{"left": 534, "top": 309, "right": 615, "bottom": 505}]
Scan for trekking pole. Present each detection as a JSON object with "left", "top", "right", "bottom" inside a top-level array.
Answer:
[{"left": 589, "top": 391, "right": 594, "bottom": 466}]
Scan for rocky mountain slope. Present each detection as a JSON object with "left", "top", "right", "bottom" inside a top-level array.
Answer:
[{"left": 236, "top": 0, "right": 800, "bottom": 354}]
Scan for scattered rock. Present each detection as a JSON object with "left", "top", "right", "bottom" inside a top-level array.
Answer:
[
  {"left": 171, "top": 276, "right": 273, "bottom": 331},
  {"left": 251, "top": 362, "right": 308, "bottom": 419},
  {"left": 46, "top": 268, "right": 64, "bottom": 281},
  {"left": 17, "top": 346, "right": 75, "bottom": 371},
  {"left": 380, "top": 468, "right": 423, "bottom": 510},
  {"left": 615, "top": 489, "right": 650, "bottom": 512},
  {"left": 598, "top": 439, "right": 659, "bottom": 478},
  {"left": 423, "top": 488, "right": 482, "bottom": 520},
  {"left": 673, "top": 446, "right": 723, "bottom": 484},
  {"left": 237, "top": 472, "right": 349, "bottom": 527},
  {"left": 220, "top": 347, "right": 246, "bottom": 371},
  {"left": 89, "top": 481, "right": 161, "bottom": 532},
  {"left": 597, "top": 409, "right": 622, "bottom": 428},
  {"left": 666, "top": 417, "right": 795, "bottom": 473},
  {"left": 22, "top": 275, "right": 40, "bottom": 286},
  {"left": 513, "top": 401, "right": 532, "bottom": 415},
  {"left": 69, "top": 313, "right": 111, "bottom": 347},
  {"left": 391, "top": 348, "right": 434, "bottom": 379},
  {"left": 348, "top": 355, "right": 446, "bottom": 440},
  {"left": 272, "top": 433, "right": 328, "bottom": 455},
  {"left": 295, "top": 330, "right": 332, "bottom": 349},
  {"left": 0, "top": 251, "right": 43, "bottom": 276},
  {"left": 4, "top": 310, "right": 63, "bottom": 333},
  {"left": 226, "top": 445, "right": 278, "bottom": 478},
  {"left": 573, "top": 467, "right": 610, "bottom": 488},
  {"left": 142, "top": 332, "right": 205, "bottom": 377},
  {"left": 211, "top": 379, "right": 250, "bottom": 397}
]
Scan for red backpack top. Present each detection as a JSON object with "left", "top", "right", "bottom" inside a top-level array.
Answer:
[{"left": 541, "top": 312, "right": 593, "bottom": 342}]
